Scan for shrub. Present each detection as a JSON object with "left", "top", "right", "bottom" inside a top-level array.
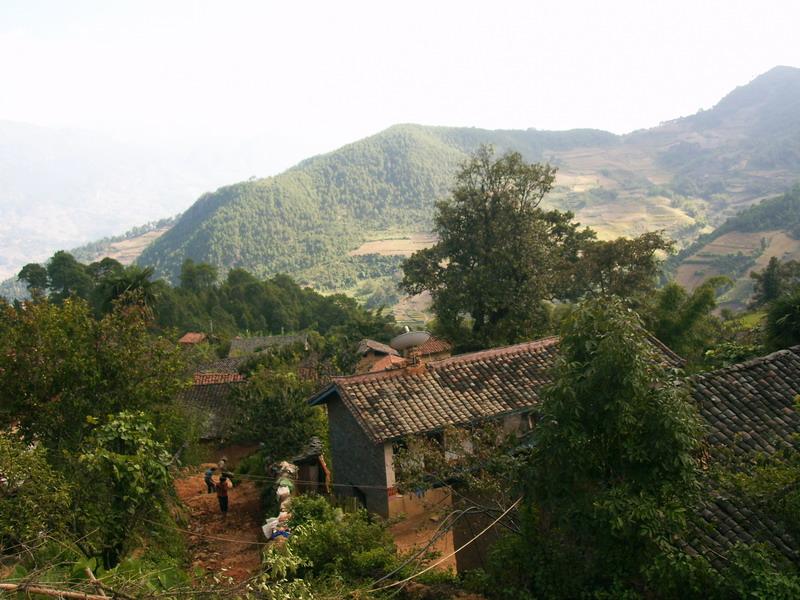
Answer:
[
  {"left": 0, "top": 436, "right": 71, "bottom": 550},
  {"left": 263, "top": 495, "right": 396, "bottom": 584}
]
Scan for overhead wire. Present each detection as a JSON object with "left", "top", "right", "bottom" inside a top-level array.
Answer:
[
  {"left": 368, "top": 497, "right": 522, "bottom": 593},
  {"left": 139, "top": 517, "right": 272, "bottom": 546}
]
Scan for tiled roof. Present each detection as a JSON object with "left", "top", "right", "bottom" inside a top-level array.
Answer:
[
  {"left": 193, "top": 372, "right": 245, "bottom": 385},
  {"left": 180, "top": 380, "right": 245, "bottom": 440},
  {"left": 229, "top": 334, "right": 308, "bottom": 357},
  {"left": 688, "top": 494, "right": 799, "bottom": 568},
  {"left": 357, "top": 339, "right": 399, "bottom": 357},
  {"left": 312, "top": 335, "right": 682, "bottom": 444},
  {"left": 691, "top": 346, "right": 800, "bottom": 458},
  {"left": 416, "top": 337, "right": 452, "bottom": 356},
  {"left": 197, "top": 356, "right": 250, "bottom": 374},
  {"left": 686, "top": 347, "right": 800, "bottom": 566},
  {"left": 178, "top": 332, "right": 206, "bottom": 344},
  {"left": 311, "top": 337, "right": 560, "bottom": 443},
  {"left": 369, "top": 354, "right": 408, "bottom": 373}
]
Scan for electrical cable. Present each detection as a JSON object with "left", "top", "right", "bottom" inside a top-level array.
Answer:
[{"left": 368, "top": 497, "right": 522, "bottom": 593}]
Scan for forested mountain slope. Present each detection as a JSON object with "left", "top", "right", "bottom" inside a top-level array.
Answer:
[
  {"left": 129, "top": 66, "right": 800, "bottom": 290},
  {"left": 138, "top": 125, "right": 618, "bottom": 286}
]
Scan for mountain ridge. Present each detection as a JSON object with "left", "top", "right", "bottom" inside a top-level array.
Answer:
[{"left": 138, "top": 66, "right": 800, "bottom": 290}]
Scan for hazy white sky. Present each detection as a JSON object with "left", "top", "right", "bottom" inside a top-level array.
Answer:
[{"left": 1, "top": 0, "right": 799, "bottom": 172}]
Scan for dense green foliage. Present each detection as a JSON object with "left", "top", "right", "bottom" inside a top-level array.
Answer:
[
  {"left": 0, "top": 297, "right": 187, "bottom": 453},
  {"left": 78, "top": 411, "right": 174, "bottom": 567},
  {"left": 509, "top": 298, "right": 702, "bottom": 597},
  {"left": 14, "top": 251, "right": 397, "bottom": 344},
  {"left": 246, "top": 495, "right": 398, "bottom": 598},
  {"left": 766, "top": 287, "right": 800, "bottom": 350},
  {"left": 643, "top": 277, "right": 729, "bottom": 363},
  {"left": 0, "top": 296, "right": 196, "bottom": 595},
  {"left": 232, "top": 362, "right": 326, "bottom": 461},
  {"left": 0, "top": 436, "right": 71, "bottom": 549},
  {"left": 455, "top": 298, "right": 800, "bottom": 598}
]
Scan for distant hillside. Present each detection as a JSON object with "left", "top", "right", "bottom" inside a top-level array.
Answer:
[
  {"left": 673, "top": 187, "right": 800, "bottom": 310},
  {"left": 137, "top": 67, "right": 800, "bottom": 291},
  {"left": 0, "top": 220, "right": 175, "bottom": 301}
]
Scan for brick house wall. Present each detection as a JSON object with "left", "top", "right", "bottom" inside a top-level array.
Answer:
[{"left": 327, "top": 396, "right": 392, "bottom": 516}]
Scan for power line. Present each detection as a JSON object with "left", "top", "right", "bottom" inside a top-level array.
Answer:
[
  {"left": 140, "top": 517, "right": 273, "bottom": 546},
  {"left": 368, "top": 497, "right": 522, "bottom": 593},
  {"left": 196, "top": 469, "right": 417, "bottom": 491}
]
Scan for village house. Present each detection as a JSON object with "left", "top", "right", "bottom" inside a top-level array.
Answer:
[
  {"left": 310, "top": 336, "right": 800, "bottom": 572},
  {"left": 685, "top": 346, "right": 800, "bottom": 566},
  {"left": 180, "top": 372, "right": 246, "bottom": 441},
  {"left": 355, "top": 336, "right": 452, "bottom": 374},
  {"left": 310, "top": 336, "right": 680, "bottom": 517},
  {"left": 311, "top": 335, "right": 682, "bottom": 517}
]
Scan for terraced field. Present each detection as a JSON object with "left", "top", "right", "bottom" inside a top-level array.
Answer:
[
  {"left": 348, "top": 232, "right": 436, "bottom": 257},
  {"left": 675, "top": 230, "right": 800, "bottom": 310}
]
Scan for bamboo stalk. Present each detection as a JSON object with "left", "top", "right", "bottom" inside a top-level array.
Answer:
[
  {"left": 0, "top": 582, "right": 109, "bottom": 599},
  {"left": 84, "top": 566, "right": 108, "bottom": 598}
]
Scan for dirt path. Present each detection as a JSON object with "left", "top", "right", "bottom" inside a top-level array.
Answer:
[{"left": 174, "top": 464, "right": 264, "bottom": 583}]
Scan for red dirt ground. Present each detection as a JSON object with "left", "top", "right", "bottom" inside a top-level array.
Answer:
[
  {"left": 391, "top": 510, "right": 457, "bottom": 572},
  {"left": 174, "top": 461, "right": 264, "bottom": 584}
]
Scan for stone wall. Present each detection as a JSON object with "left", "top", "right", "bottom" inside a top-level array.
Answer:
[{"left": 327, "top": 396, "right": 390, "bottom": 516}]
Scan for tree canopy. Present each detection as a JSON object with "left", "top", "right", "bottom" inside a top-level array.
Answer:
[
  {"left": 494, "top": 298, "right": 703, "bottom": 596},
  {"left": 402, "top": 146, "right": 673, "bottom": 349}
]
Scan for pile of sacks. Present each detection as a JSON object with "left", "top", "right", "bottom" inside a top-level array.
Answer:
[{"left": 261, "top": 461, "right": 297, "bottom": 542}]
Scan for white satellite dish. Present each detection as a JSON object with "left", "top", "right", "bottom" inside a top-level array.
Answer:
[{"left": 389, "top": 330, "right": 431, "bottom": 351}]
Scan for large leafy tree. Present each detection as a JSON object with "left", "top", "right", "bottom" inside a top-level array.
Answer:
[
  {"left": 575, "top": 232, "right": 674, "bottom": 299},
  {"left": 17, "top": 262, "right": 49, "bottom": 297},
  {"left": 0, "top": 297, "right": 186, "bottom": 452},
  {"left": 47, "top": 250, "right": 94, "bottom": 301},
  {"left": 511, "top": 298, "right": 702, "bottom": 596},
  {"left": 402, "top": 146, "right": 593, "bottom": 348},
  {"left": 93, "top": 264, "right": 159, "bottom": 314},
  {"left": 180, "top": 258, "right": 218, "bottom": 292}
]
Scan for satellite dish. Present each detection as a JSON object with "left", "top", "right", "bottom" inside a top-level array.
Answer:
[{"left": 389, "top": 330, "right": 431, "bottom": 351}]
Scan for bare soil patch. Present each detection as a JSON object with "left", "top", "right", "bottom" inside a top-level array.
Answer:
[
  {"left": 349, "top": 233, "right": 436, "bottom": 257},
  {"left": 391, "top": 510, "right": 456, "bottom": 572},
  {"left": 174, "top": 460, "right": 263, "bottom": 584},
  {"left": 105, "top": 227, "right": 170, "bottom": 265}
]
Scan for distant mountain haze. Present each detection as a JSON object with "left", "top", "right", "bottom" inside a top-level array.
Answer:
[
  {"left": 137, "top": 66, "right": 800, "bottom": 290},
  {"left": 0, "top": 122, "right": 298, "bottom": 280}
]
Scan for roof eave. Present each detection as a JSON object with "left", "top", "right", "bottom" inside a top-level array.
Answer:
[{"left": 308, "top": 383, "right": 339, "bottom": 406}]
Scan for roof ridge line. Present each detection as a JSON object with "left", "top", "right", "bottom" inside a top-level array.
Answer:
[
  {"left": 331, "top": 336, "right": 560, "bottom": 384},
  {"left": 692, "top": 345, "right": 800, "bottom": 381},
  {"left": 428, "top": 336, "right": 559, "bottom": 368}
]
